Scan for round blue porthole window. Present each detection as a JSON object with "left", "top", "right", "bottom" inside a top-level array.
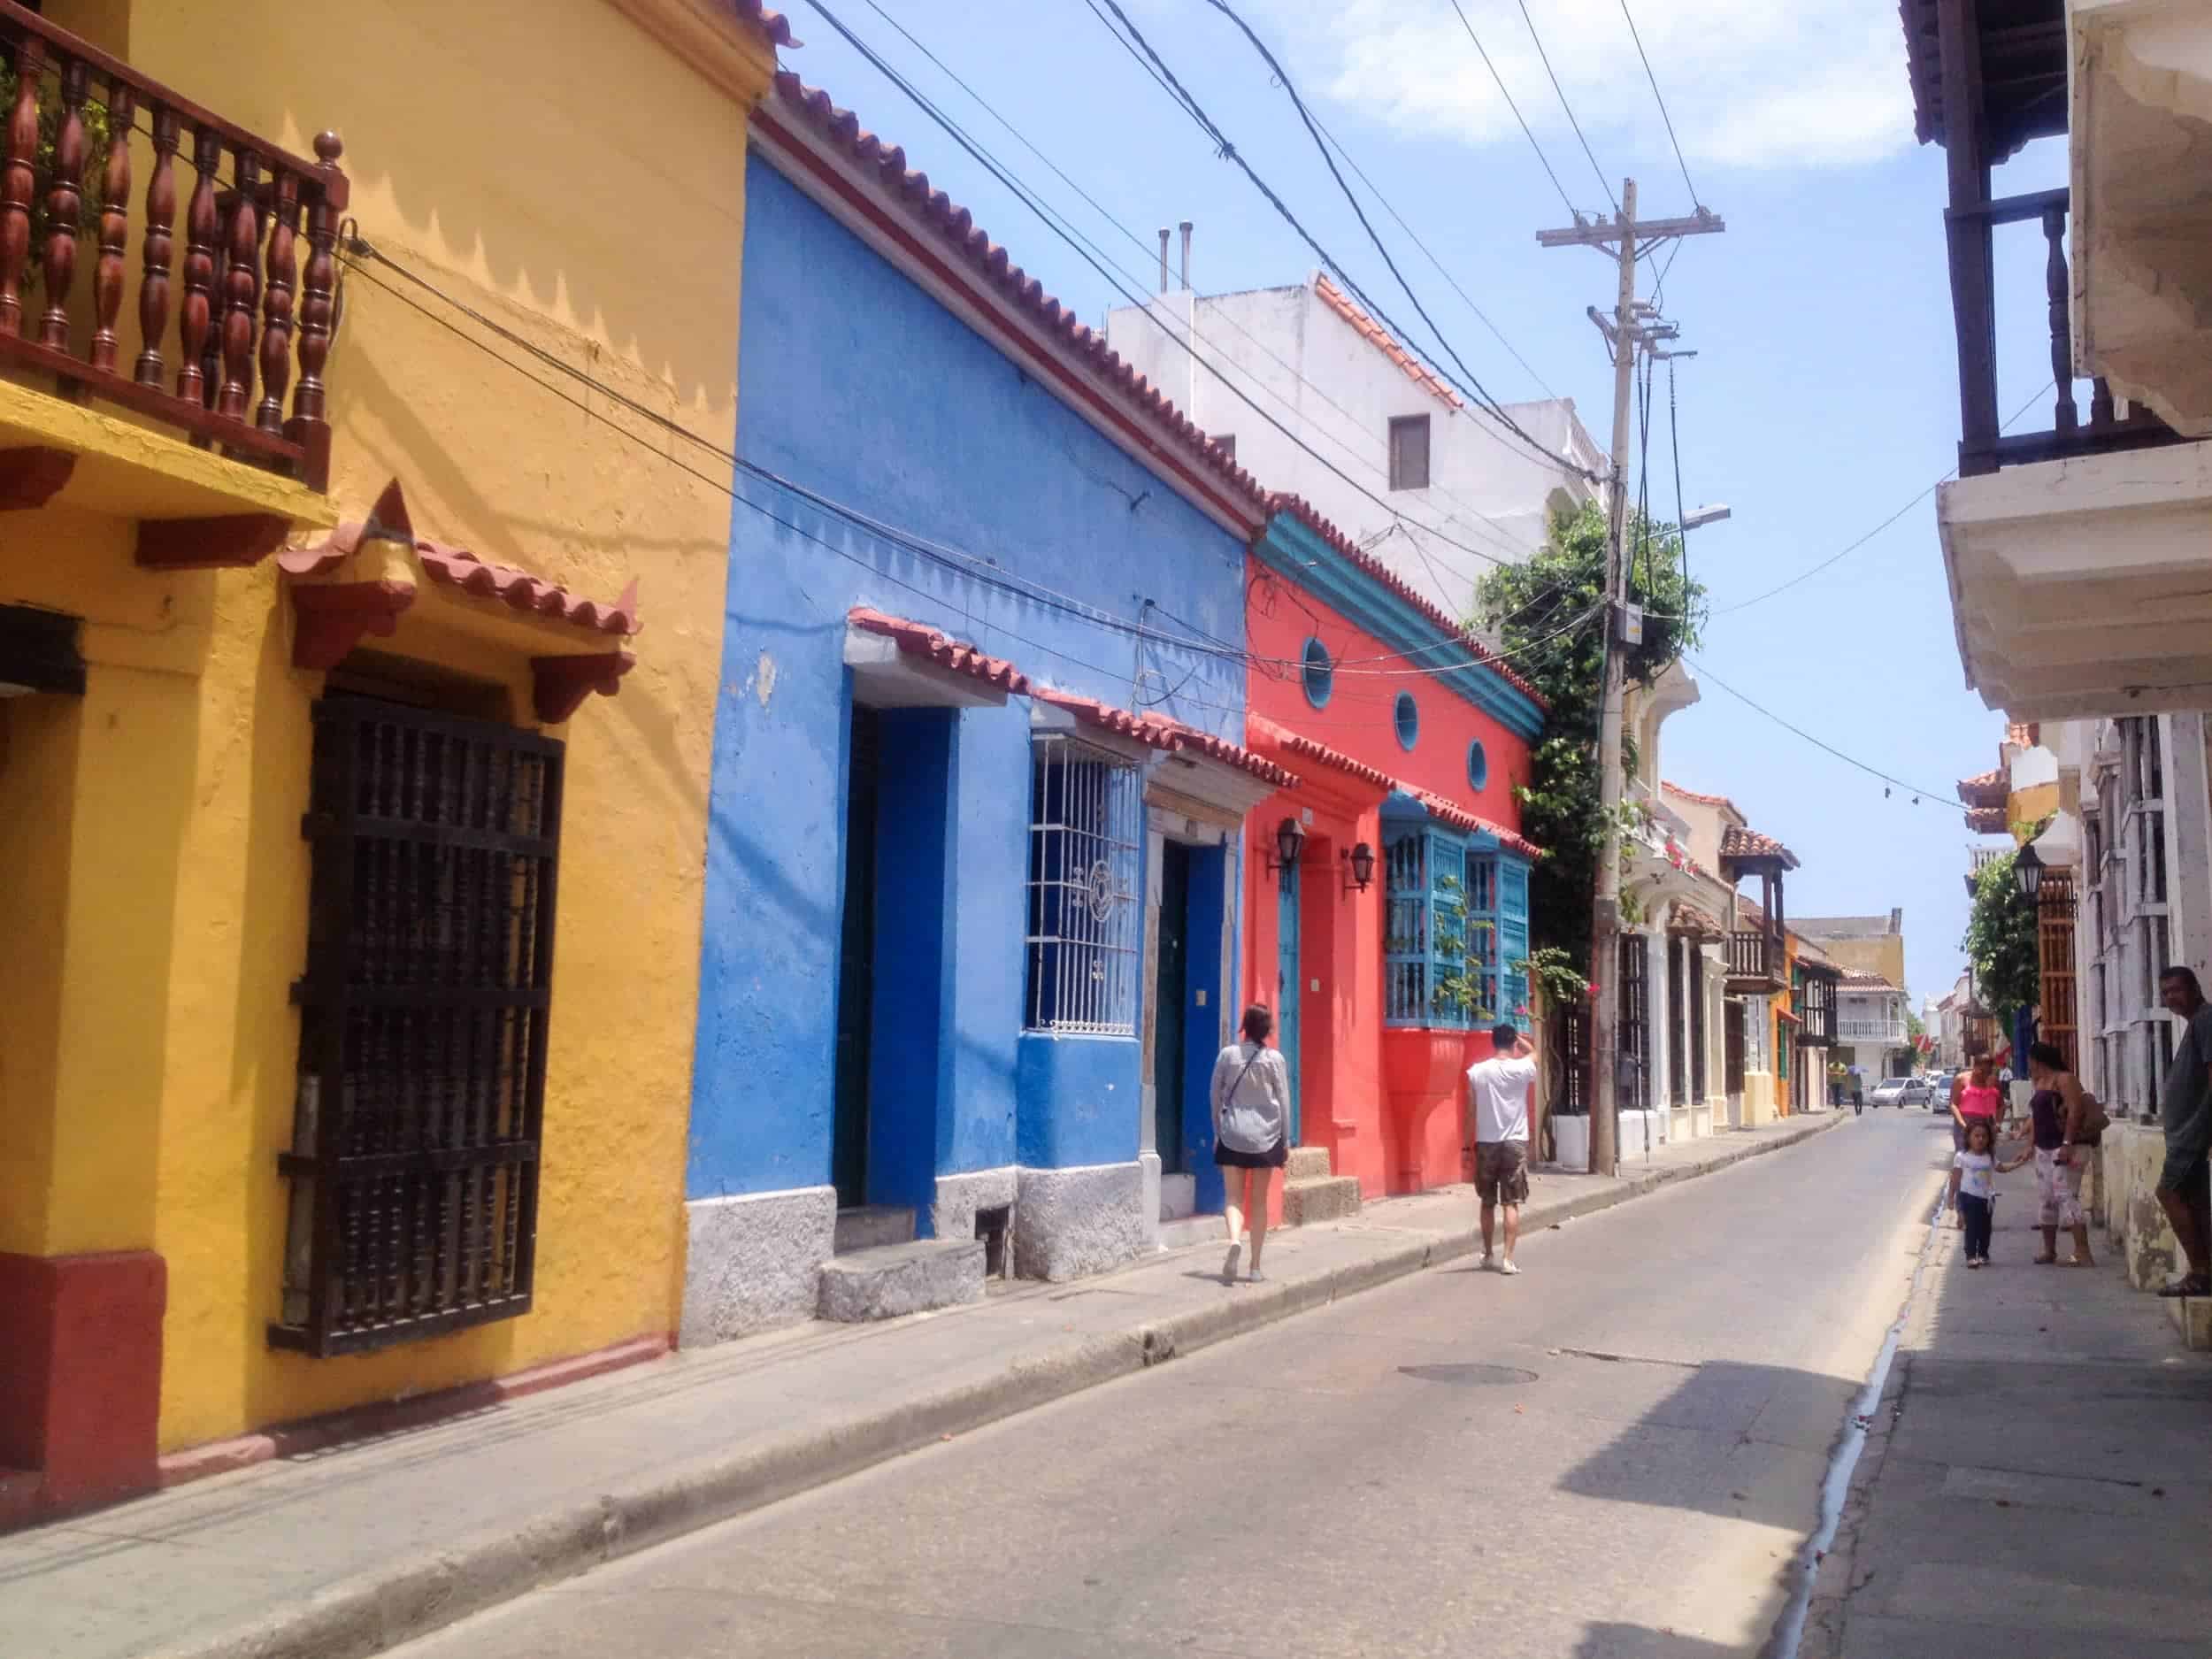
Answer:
[
  {"left": 1394, "top": 690, "right": 1419, "bottom": 751},
  {"left": 1302, "top": 637, "right": 1333, "bottom": 708},
  {"left": 1467, "top": 739, "right": 1489, "bottom": 792}
]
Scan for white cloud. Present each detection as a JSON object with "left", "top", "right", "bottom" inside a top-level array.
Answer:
[{"left": 1256, "top": 0, "right": 1913, "bottom": 175}]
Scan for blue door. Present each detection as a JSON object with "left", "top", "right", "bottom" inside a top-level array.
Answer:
[{"left": 1277, "top": 859, "right": 1302, "bottom": 1145}]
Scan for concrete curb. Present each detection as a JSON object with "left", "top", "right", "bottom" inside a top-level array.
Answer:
[{"left": 146, "top": 1115, "right": 1843, "bottom": 1659}]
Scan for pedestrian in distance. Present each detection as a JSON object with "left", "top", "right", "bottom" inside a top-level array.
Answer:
[
  {"left": 2023, "top": 1041, "right": 2101, "bottom": 1268},
  {"left": 2154, "top": 966, "right": 2212, "bottom": 1298},
  {"left": 1211, "top": 1002, "right": 1292, "bottom": 1286},
  {"left": 1463, "top": 1019, "right": 1537, "bottom": 1276},
  {"left": 1951, "top": 1054, "right": 2002, "bottom": 1160},
  {"left": 1948, "top": 1118, "right": 2011, "bottom": 1269}
]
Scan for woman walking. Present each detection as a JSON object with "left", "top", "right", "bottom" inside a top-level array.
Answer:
[
  {"left": 2024, "top": 1041, "right": 2098, "bottom": 1267},
  {"left": 1211, "top": 1003, "right": 1292, "bottom": 1284},
  {"left": 1952, "top": 1054, "right": 2003, "bottom": 1156}
]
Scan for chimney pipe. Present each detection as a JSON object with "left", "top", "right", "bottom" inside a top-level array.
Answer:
[
  {"left": 1179, "top": 220, "right": 1193, "bottom": 292},
  {"left": 1158, "top": 228, "right": 1171, "bottom": 296}
]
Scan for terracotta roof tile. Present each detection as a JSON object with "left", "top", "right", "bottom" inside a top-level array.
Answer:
[
  {"left": 1668, "top": 901, "right": 1724, "bottom": 938},
  {"left": 1265, "top": 493, "right": 1547, "bottom": 709},
  {"left": 732, "top": 0, "right": 797, "bottom": 46},
  {"left": 760, "top": 74, "right": 1269, "bottom": 527},
  {"left": 1720, "top": 825, "right": 1799, "bottom": 868},
  {"left": 1957, "top": 766, "right": 2008, "bottom": 806},
  {"left": 1840, "top": 970, "right": 1900, "bottom": 991},
  {"left": 1312, "top": 274, "right": 1463, "bottom": 411},
  {"left": 1663, "top": 779, "right": 1745, "bottom": 818},
  {"left": 1279, "top": 731, "right": 1394, "bottom": 792},
  {"left": 847, "top": 608, "right": 1029, "bottom": 695},
  {"left": 1033, "top": 688, "right": 1297, "bottom": 788},
  {"left": 1964, "top": 804, "right": 2007, "bottom": 834},
  {"left": 1409, "top": 788, "right": 1545, "bottom": 859}
]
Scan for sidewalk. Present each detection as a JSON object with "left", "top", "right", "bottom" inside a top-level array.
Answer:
[
  {"left": 1806, "top": 1168, "right": 2212, "bottom": 1657},
  {"left": 2, "top": 1115, "right": 1838, "bottom": 1659}
]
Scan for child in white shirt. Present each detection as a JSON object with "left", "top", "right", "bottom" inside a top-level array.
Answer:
[{"left": 1949, "top": 1118, "right": 2026, "bottom": 1268}]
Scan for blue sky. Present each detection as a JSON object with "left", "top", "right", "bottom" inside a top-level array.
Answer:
[{"left": 773, "top": 0, "right": 2071, "bottom": 1005}]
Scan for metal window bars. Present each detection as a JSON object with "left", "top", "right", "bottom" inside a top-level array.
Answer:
[
  {"left": 273, "top": 696, "right": 562, "bottom": 1356},
  {"left": 1025, "top": 735, "right": 1141, "bottom": 1036}
]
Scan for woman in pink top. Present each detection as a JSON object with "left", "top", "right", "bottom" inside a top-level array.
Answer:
[{"left": 1952, "top": 1055, "right": 2004, "bottom": 1156}]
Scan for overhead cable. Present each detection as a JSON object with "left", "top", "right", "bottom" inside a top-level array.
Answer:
[
  {"left": 1513, "top": 0, "right": 1617, "bottom": 214},
  {"left": 1446, "top": 0, "right": 1577, "bottom": 220},
  {"left": 1617, "top": 0, "right": 1699, "bottom": 207}
]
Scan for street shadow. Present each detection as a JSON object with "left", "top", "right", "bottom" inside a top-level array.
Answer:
[{"left": 1573, "top": 1623, "right": 1747, "bottom": 1656}]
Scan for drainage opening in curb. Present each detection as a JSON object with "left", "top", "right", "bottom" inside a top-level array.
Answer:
[
  {"left": 1397, "top": 1363, "right": 1540, "bottom": 1386},
  {"left": 975, "top": 1205, "right": 1010, "bottom": 1279}
]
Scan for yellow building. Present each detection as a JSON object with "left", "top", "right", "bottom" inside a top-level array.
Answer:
[{"left": 0, "top": 0, "right": 787, "bottom": 1522}]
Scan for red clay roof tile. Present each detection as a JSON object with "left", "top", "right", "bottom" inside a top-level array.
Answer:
[
  {"left": 1279, "top": 731, "right": 1395, "bottom": 792},
  {"left": 1270, "top": 732, "right": 1540, "bottom": 855},
  {"left": 1033, "top": 688, "right": 1297, "bottom": 788},
  {"left": 1312, "top": 274, "right": 1463, "bottom": 411},
  {"left": 1662, "top": 779, "right": 1745, "bottom": 818},
  {"left": 847, "top": 608, "right": 1030, "bottom": 695},
  {"left": 1720, "top": 825, "right": 1799, "bottom": 868},
  {"left": 732, "top": 1, "right": 796, "bottom": 46}
]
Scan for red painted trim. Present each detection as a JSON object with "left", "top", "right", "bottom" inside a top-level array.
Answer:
[
  {"left": 155, "top": 1333, "right": 671, "bottom": 1491},
  {"left": 750, "top": 109, "right": 1264, "bottom": 540}
]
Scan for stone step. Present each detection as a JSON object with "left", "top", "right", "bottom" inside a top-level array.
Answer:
[
  {"left": 818, "top": 1239, "right": 985, "bottom": 1323},
  {"left": 1157, "top": 1215, "right": 1222, "bottom": 1252},
  {"left": 833, "top": 1205, "right": 915, "bottom": 1254},
  {"left": 2168, "top": 1292, "right": 2212, "bottom": 1352},
  {"left": 1285, "top": 1146, "right": 1333, "bottom": 1182},
  {"left": 1282, "top": 1174, "right": 1362, "bottom": 1226}
]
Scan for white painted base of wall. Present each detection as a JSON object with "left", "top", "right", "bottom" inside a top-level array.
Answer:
[
  {"left": 680, "top": 1185, "right": 837, "bottom": 1348},
  {"left": 932, "top": 1165, "right": 1018, "bottom": 1247},
  {"left": 1618, "top": 1109, "right": 1663, "bottom": 1158},
  {"left": 1139, "top": 1151, "right": 1161, "bottom": 1249},
  {"left": 1017, "top": 1161, "right": 1147, "bottom": 1281},
  {"left": 1552, "top": 1115, "right": 1590, "bottom": 1171}
]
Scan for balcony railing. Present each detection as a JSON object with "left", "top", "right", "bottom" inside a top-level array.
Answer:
[
  {"left": 0, "top": 3, "right": 347, "bottom": 487},
  {"left": 1838, "top": 1019, "right": 1907, "bottom": 1043},
  {"left": 1724, "top": 930, "right": 1781, "bottom": 991},
  {"left": 1945, "top": 186, "right": 2183, "bottom": 479}
]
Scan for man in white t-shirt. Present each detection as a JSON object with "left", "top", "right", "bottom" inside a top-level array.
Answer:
[{"left": 1463, "top": 1020, "right": 1539, "bottom": 1275}]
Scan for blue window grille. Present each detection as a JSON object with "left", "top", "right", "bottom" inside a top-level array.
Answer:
[{"left": 1381, "top": 795, "right": 1532, "bottom": 1031}]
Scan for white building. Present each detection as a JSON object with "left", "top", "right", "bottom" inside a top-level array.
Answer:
[
  {"left": 1836, "top": 972, "right": 1909, "bottom": 1087},
  {"left": 1104, "top": 270, "right": 1604, "bottom": 623}
]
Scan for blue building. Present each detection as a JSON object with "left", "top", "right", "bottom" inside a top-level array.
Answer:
[{"left": 680, "top": 76, "right": 1292, "bottom": 1341}]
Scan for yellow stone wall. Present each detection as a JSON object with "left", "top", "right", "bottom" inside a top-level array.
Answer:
[{"left": 1, "top": 0, "right": 775, "bottom": 1451}]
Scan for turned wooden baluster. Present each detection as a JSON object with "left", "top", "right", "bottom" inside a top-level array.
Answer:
[
  {"left": 2091, "top": 376, "right": 2116, "bottom": 429},
  {"left": 134, "top": 104, "right": 179, "bottom": 387},
  {"left": 257, "top": 171, "right": 298, "bottom": 433},
  {"left": 0, "top": 38, "right": 42, "bottom": 339},
  {"left": 216, "top": 151, "right": 261, "bottom": 420},
  {"left": 288, "top": 133, "right": 343, "bottom": 488},
  {"left": 175, "top": 125, "right": 219, "bottom": 406},
  {"left": 90, "top": 77, "right": 134, "bottom": 373},
  {"left": 37, "top": 56, "right": 88, "bottom": 353},
  {"left": 198, "top": 185, "right": 228, "bottom": 412},
  {"left": 2043, "top": 204, "right": 2077, "bottom": 434}
]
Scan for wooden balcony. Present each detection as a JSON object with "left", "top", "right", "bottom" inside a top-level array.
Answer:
[
  {"left": 1945, "top": 186, "right": 2184, "bottom": 480},
  {"left": 0, "top": 2, "right": 347, "bottom": 491},
  {"left": 1724, "top": 930, "right": 1784, "bottom": 996}
]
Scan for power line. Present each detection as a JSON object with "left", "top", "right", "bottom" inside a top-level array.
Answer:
[
  {"left": 850, "top": 0, "right": 1554, "bottom": 574},
  {"left": 1087, "top": 0, "right": 1596, "bottom": 482},
  {"left": 1514, "top": 0, "right": 1617, "bottom": 214},
  {"left": 1617, "top": 0, "right": 1699, "bottom": 207},
  {"left": 339, "top": 245, "right": 1579, "bottom": 694},
  {"left": 1667, "top": 357, "right": 1689, "bottom": 609},
  {"left": 1447, "top": 0, "right": 1577, "bottom": 219},
  {"left": 1685, "top": 654, "right": 1972, "bottom": 810}
]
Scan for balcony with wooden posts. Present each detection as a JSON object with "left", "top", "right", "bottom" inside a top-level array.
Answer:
[
  {"left": 1908, "top": 0, "right": 2212, "bottom": 722},
  {"left": 1724, "top": 928, "right": 1784, "bottom": 999},
  {"left": 0, "top": 2, "right": 345, "bottom": 562}
]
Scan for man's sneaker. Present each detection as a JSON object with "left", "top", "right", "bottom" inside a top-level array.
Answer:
[{"left": 1499, "top": 1259, "right": 1521, "bottom": 1276}]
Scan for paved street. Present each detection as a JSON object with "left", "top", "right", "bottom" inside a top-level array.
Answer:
[{"left": 392, "top": 1112, "right": 1949, "bottom": 1658}]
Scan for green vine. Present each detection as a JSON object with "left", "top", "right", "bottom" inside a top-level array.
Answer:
[{"left": 1514, "top": 945, "right": 1589, "bottom": 1012}]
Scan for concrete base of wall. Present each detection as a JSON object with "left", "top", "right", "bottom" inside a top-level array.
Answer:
[
  {"left": 930, "top": 1165, "right": 1017, "bottom": 1247},
  {"left": 1014, "top": 1161, "right": 1144, "bottom": 1281},
  {"left": 2097, "top": 1124, "right": 2183, "bottom": 1291},
  {"left": 1138, "top": 1151, "right": 1162, "bottom": 1249},
  {"left": 818, "top": 1240, "right": 985, "bottom": 1322},
  {"left": 1552, "top": 1114, "right": 1590, "bottom": 1170},
  {"left": 680, "top": 1186, "right": 836, "bottom": 1347},
  {"left": 1619, "top": 1109, "right": 1663, "bottom": 1156},
  {"left": 1740, "top": 1071, "right": 1778, "bottom": 1127}
]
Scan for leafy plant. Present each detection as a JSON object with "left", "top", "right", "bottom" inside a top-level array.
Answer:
[
  {"left": 0, "top": 65, "right": 115, "bottom": 298},
  {"left": 1476, "top": 500, "right": 1708, "bottom": 975},
  {"left": 1962, "top": 850, "right": 2039, "bottom": 1028},
  {"left": 1514, "top": 945, "right": 1589, "bottom": 1012}
]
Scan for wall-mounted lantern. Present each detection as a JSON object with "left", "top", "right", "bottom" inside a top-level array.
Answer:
[
  {"left": 1341, "top": 841, "right": 1376, "bottom": 893},
  {"left": 1265, "top": 815, "right": 1306, "bottom": 881},
  {"left": 2013, "top": 841, "right": 2044, "bottom": 902}
]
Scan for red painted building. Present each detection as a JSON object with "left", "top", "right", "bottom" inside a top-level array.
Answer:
[{"left": 1240, "top": 503, "right": 1547, "bottom": 1198}]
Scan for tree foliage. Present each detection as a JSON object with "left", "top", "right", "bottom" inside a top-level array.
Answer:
[
  {"left": 1962, "top": 852, "right": 2039, "bottom": 1028},
  {"left": 1476, "top": 500, "right": 1708, "bottom": 973},
  {"left": 0, "top": 66, "right": 114, "bottom": 296}
]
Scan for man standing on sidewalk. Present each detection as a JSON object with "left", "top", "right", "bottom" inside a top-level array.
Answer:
[
  {"left": 1463, "top": 1021, "right": 1538, "bottom": 1276},
  {"left": 2155, "top": 966, "right": 2212, "bottom": 1297}
]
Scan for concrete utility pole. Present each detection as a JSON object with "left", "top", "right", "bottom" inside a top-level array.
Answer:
[{"left": 1537, "top": 180, "right": 1723, "bottom": 1177}]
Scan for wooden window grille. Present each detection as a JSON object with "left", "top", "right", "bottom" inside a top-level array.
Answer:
[
  {"left": 1025, "top": 736, "right": 1141, "bottom": 1035},
  {"left": 1667, "top": 937, "right": 1688, "bottom": 1107},
  {"left": 1617, "top": 933, "right": 1650, "bottom": 1113},
  {"left": 1688, "top": 948, "right": 1707, "bottom": 1101},
  {"left": 2036, "top": 871, "right": 2078, "bottom": 1073},
  {"left": 273, "top": 696, "right": 562, "bottom": 1356}
]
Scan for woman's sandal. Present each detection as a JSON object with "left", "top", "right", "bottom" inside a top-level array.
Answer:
[{"left": 2032, "top": 1254, "right": 2058, "bottom": 1265}]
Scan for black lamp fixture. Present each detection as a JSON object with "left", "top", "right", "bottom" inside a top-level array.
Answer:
[
  {"left": 1340, "top": 840, "right": 1376, "bottom": 893},
  {"left": 1266, "top": 815, "right": 1307, "bottom": 881},
  {"left": 2014, "top": 839, "right": 2044, "bottom": 902}
]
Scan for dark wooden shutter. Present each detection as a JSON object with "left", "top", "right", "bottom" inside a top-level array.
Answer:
[
  {"left": 273, "top": 696, "right": 564, "bottom": 1356},
  {"left": 2038, "top": 871, "right": 2078, "bottom": 1073}
]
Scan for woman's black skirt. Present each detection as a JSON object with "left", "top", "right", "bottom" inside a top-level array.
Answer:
[{"left": 1214, "top": 1139, "right": 1287, "bottom": 1170}]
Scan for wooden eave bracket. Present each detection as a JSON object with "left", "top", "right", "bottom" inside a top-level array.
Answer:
[
  {"left": 531, "top": 650, "right": 635, "bottom": 723},
  {"left": 136, "top": 513, "right": 297, "bottom": 569},
  {"left": 0, "top": 446, "right": 75, "bottom": 511}
]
